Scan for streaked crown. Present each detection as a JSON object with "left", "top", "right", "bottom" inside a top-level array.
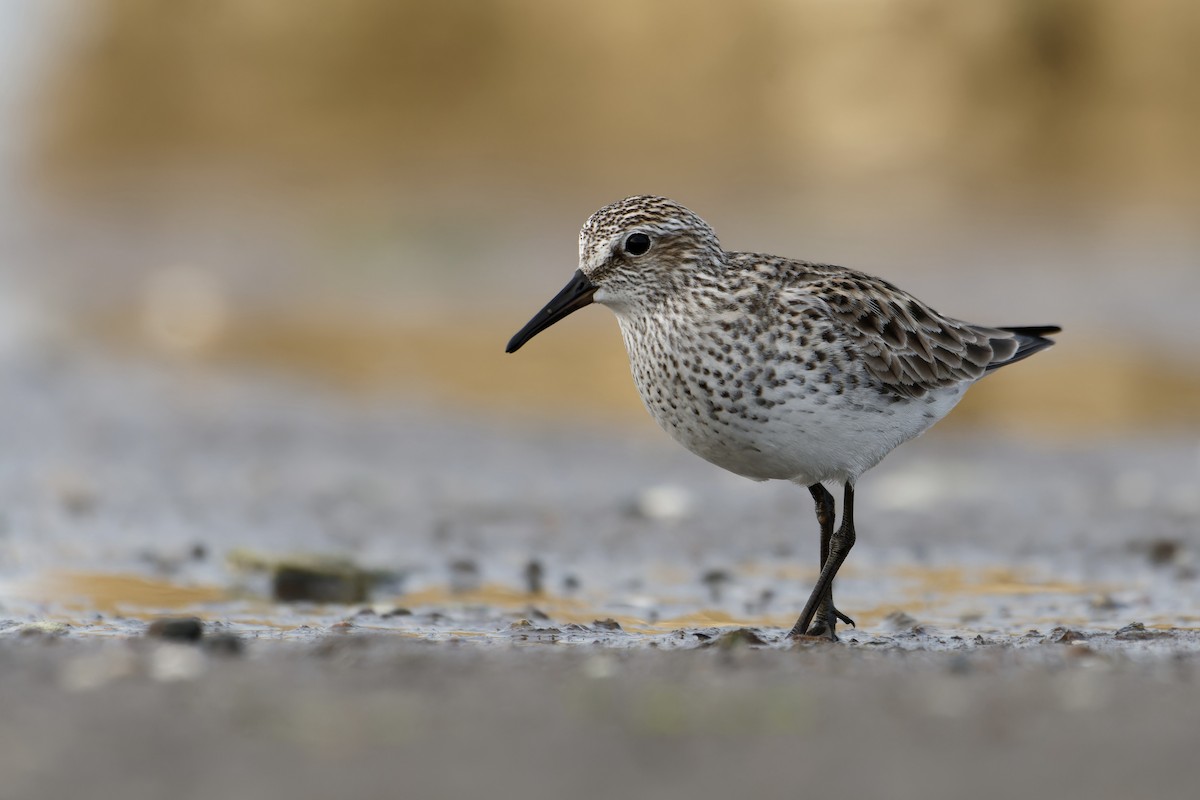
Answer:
[{"left": 578, "top": 196, "right": 723, "bottom": 304}]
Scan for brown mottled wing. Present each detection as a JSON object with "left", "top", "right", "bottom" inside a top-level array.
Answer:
[{"left": 794, "top": 268, "right": 1022, "bottom": 399}]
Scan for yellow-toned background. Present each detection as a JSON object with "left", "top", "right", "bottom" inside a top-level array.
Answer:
[{"left": 7, "top": 0, "right": 1200, "bottom": 435}]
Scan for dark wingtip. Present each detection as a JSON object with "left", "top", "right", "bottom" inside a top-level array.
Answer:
[
  {"left": 1002, "top": 325, "right": 1061, "bottom": 338},
  {"left": 985, "top": 325, "right": 1060, "bottom": 372}
]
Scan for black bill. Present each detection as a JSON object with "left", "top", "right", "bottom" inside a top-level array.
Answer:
[{"left": 505, "top": 269, "right": 598, "bottom": 353}]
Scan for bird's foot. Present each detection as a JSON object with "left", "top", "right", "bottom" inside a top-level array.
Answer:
[
  {"left": 793, "top": 606, "right": 854, "bottom": 642},
  {"left": 800, "top": 621, "right": 839, "bottom": 642}
]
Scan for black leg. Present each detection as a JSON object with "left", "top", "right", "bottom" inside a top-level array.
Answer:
[
  {"left": 789, "top": 482, "right": 857, "bottom": 640},
  {"left": 806, "top": 484, "right": 837, "bottom": 635},
  {"left": 804, "top": 483, "right": 856, "bottom": 639}
]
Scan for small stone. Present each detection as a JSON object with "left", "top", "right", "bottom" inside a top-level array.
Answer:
[
  {"left": 1114, "top": 621, "right": 1165, "bottom": 640},
  {"left": 592, "top": 618, "right": 622, "bottom": 631},
  {"left": 146, "top": 617, "right": 204, "bottom": 643},
  {"left": 1046, "top": 627, "right": 1088, "bottom": 644},
  {"left": 713, "top": 627, "right": 766, "bottom": 648},
  {"left": 273, "top": 563, "right": 374, "bottom": 604}
]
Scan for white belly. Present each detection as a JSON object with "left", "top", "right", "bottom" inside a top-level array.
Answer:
[
  {"left": 648, "top": 382, "right": 967, "bottom": 484},
  {"left": 614, "top": 315, "right": 969, "bottom": 484}
]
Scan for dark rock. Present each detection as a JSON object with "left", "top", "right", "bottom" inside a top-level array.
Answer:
[
  {"left": 1046, "top": 627, "right": 1088, "bottom": 644},
  {"left": 1053, "top": 629, "right": 1084, "bottom": 643},
  {"left": 146, "top": 617, "right": 204, "bottom": 642},
  {"left": 592, "top": 618, "right": 622, "bottom": 631},
  {"left": 273, "top": 563, "right": 373, "bottom": 604}
]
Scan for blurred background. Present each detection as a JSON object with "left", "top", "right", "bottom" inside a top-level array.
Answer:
[
  {"left": 1, "top": 0, "right": 1197, "bottom": 434},
  {"left": 4, "top": 8, "right": 1200, "bottom": 797}
]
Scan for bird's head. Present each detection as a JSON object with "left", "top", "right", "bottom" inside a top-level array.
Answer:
[{"left": 506, "top": 195, "right": 721, "bottom": 353}]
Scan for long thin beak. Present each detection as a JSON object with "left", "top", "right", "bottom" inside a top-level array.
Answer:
[{"left": 505, "top": 269, "right": 598, "bottom": 353}]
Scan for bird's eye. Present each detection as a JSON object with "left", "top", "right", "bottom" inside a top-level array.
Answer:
[{"left": 623, "top": 232, "right": 651, "bottom": 256}]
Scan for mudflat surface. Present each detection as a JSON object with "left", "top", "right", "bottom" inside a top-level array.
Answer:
[{"left": 2, "top": 346, "right": 1199, "bottom": 800}]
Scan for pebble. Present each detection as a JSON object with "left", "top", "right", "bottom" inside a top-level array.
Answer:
[{"left": 146, "top": 617, "right": 204, "bottom": 642}]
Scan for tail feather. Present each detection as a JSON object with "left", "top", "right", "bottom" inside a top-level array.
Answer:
[{"left": 985, "top": 325, "right": 1060, "bottom": 372}]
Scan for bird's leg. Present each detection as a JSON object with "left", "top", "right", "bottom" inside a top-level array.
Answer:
[
  {"left": 789, "top": 483, "right": 857, "bottom": 640},
  {"left": 803, "top": 484, "right": 855, "bottom": 639},
  {"left": 806, "top": 484, "right": 838, "bottom": 637}
]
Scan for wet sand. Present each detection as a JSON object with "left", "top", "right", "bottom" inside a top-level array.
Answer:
[{"left": 2, "top": 345, "right": 1199, "bottom": 799}]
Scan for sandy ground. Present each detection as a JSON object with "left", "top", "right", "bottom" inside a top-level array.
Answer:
[{"left": 2, "top": 344, "right": 1199, "bottom": 800}]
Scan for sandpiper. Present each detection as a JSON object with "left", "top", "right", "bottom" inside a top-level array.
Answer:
[{"left": 506, "top": 195, "right": 1059, "bottom": 640}]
